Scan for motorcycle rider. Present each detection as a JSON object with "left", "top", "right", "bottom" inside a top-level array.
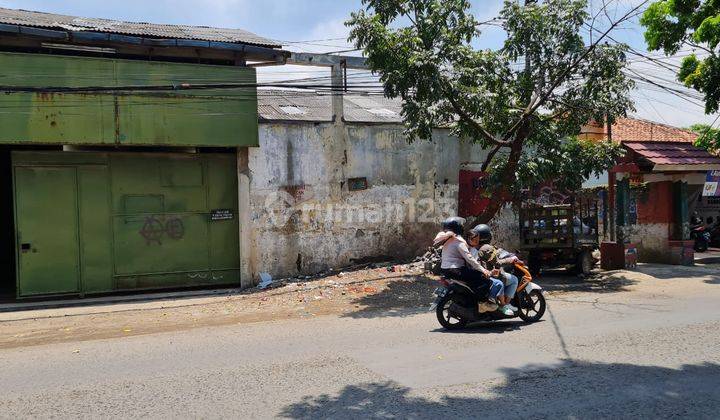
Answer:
[
  {"left": 433, "top": 217, "right": 512, "bottom": 315},
  {"left": 468, "top": 224, "right": 519, "bottom": 314}
]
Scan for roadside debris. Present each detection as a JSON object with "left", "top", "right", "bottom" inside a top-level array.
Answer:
[{"left": 258, "top": 273, "right": 274, "bottom": 289}]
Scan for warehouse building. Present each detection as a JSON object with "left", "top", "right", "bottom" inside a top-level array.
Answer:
[{"left": 0, "top": 7, "right": 285, "bottom": 299}]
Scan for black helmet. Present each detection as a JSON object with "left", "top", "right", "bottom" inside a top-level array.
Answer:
[
  {"left": 442, "top": 217, "right": 465, "bottom": 235},
  {"left": 470, "top": 224, "right": 492, "bottom": 243}
]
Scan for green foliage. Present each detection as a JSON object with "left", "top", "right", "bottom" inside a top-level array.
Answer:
[
  {"left": 521, "top": 137, "right": 625, "bottom": 192},
  {"left": 347, "top": 0, "right": 634, "bottom": 218},
  {"left": 642, "top": 0, "right": 720, "bottom": 113},
  {"left": 687, "top": 122, "right": 720, "bottom": 151}
]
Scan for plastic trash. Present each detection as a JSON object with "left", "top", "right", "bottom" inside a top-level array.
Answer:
[{"left": 258, "top": 272, "right": 274, "bottom": 289}]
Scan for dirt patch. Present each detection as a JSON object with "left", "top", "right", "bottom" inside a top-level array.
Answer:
[{"left": 0, "top": 263, "right": 436, "bottom": 350}]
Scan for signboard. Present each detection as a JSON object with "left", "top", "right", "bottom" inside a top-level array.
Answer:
[
  {"left": 629, "top": 173, "right": 644, "bottom": 187},
  {"left": 703, "top": 170, "right": 720, "bottom": 197},
  {"left": 210, "top": 209, "right": 234, "bottom": 221}
]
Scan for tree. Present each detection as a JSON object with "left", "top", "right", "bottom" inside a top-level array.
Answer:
[
  {"left": 347, "top": 0, "right": 638, "bottom": 223},
  {"left": 642, "top": 1, "right": 720, "bottom": 114},
  {"left": 687, "top": 123, "right": 720, "bottom": 152}
]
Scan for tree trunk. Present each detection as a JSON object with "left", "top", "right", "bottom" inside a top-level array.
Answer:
[{"left": 466, "top": 124, "right": 528, "bottom": 228}]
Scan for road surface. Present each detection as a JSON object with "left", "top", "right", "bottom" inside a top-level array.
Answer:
[{"left": 0, "top": 265, "right": 719, "bottom": 419}]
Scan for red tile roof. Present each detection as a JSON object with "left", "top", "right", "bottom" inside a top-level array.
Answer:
[
  {"left": 624, "top": 141, "right": 720, "bottom": 168},
  {"left": 612, "top": 118, "right": 698, "bottom": 143}
]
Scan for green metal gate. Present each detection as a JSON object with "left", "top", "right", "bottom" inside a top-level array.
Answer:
[{"left": 13, "top": 151, "right": 240, "bottom": 298}]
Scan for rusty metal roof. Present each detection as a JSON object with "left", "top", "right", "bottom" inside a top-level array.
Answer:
[
  {"left": 625, "top": 141, "right": 720, "bottom": 170},
  {"left": 0, "top": 7, "right": 281, "bottom": 48},
  {"left": 257, "top": 90, "right": 404, "bottom": 123}
]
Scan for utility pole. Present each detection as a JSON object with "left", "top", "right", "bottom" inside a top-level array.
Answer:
[
  {"left": 284, "top": 52, "right": 368, "bottom": 124},
  {"left": 284, "top": 53, "right": 368, "bottom": 199},
  {"left": 607, "top": 114, "right": 616, "bottom": 242}
]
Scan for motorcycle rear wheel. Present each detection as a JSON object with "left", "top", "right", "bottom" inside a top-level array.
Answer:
[
  {"left": 518, "top": 290, "right": 546, "bottom": 323},
  {"left": 436, "top": 294, "right": 468, "bottom": 330}
]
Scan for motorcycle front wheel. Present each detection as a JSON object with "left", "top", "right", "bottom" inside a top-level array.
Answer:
[
  {"left": 435, "top": 294, "right": 468, "bottom": 330},
  {"left": 518, "top": 290, "right": 546, "bottom": 323}
]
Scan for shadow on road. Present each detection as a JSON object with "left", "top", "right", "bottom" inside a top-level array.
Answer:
[
  {"left": 540, "top": 270, "right": 637, "bottom": 294},
  {"left": 430, "top": 319, "right": 531, "bottom": 334},
  {"left": 341, "top": 275, "right": 437, "bottom": 319},
  {"left": 342, "top": 269, "right": 643, "bottom": 320},
  {"left": 280, "top": 361, "right": 720, "bottom": 419},
  {"left": 633, "top": 264, "right": 720, "bottom": 281}
]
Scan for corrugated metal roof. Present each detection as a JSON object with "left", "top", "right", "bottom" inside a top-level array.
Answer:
[
  {"left": 625, "top": 141, "right": 720, "bottom": 166},
  {"left": 0, "top": 7, "right": 280, "bottom": 48},
  {"left": 258, "top": 90, "right": 404, "bottom": 123}
]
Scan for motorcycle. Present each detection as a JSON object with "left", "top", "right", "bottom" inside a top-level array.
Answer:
[
  {"left": 691, "top": 224, "right": 711, "bottom": 253},
  {"left": 709, "top": 221, "right": 720, "bottom": 248},
  {"left": 428, "top": 259, "right": 546, "bottom": 330}
]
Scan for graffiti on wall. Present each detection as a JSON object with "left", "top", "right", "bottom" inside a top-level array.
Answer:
[{"left": 139, "top": 216, "right": 185, "bottom": 245}]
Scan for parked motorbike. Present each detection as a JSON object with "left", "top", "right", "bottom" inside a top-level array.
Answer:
[
  {"left": 709, "top": 222, "right": 720, "bottom": 248},
  {"left": 691, "top": 224, "right": 711, "bottom": 253},
  {"left": 428, "top": 260, "right": 546, "bottom": 330}
]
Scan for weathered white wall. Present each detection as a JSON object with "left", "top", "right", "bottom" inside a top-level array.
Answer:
[
  {"left": 623, "top": 223, "right": 671, "bottom": 263},
  {"left": 245, "top": 122, "right": 500, "bottom": 280}
]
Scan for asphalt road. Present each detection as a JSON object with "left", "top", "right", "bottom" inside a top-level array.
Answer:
[{"left": 1, "top": 265, "right": 719, "bottom": 419}]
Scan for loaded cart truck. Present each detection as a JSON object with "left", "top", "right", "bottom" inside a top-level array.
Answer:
[{"left": 519, "top": 194, "right": 599, "bottom": 275}]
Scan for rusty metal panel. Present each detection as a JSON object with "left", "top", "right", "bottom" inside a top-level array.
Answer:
[
  {"left": 0, "top": 52, "right": 116, "bottom": 144},
  {"left": 0, "top": 52, "right": 259, "bottom": 147}
]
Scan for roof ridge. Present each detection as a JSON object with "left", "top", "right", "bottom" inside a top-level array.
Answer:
[
  {"left": 1, "top": 6, "right": 248, "bottom": 32},
  {"left": 622, "top": 116, "right": 697, "bottom": 136},
  {"left": 0, "top": 6, "right": 281, "bottom": 48}
]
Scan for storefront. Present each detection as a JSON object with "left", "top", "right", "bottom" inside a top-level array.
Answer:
[{"left": 612, "top": 141, "right": 720, "bottom": 264}]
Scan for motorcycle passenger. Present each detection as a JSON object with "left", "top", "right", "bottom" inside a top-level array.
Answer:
[
  {"left": 433, "top": 217, "right": 512, "bottom": 315},
  {"left": 468, "top": 224, "right": 519, "bottom": 314}
]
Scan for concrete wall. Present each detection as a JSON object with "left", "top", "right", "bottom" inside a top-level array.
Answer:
[
  {"left": 244, "top": 122, "right": 493, "bottom": 280},
  {"left": 623, "top": 223, "right": 671, "bottom": 263}
]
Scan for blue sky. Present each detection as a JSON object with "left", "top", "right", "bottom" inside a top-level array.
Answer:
[{"left": 0, "top": 0, "right": 714, "bottom": 127}]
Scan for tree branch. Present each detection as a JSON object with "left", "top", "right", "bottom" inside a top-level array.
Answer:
[
  {"left": 682, "top": 40, "right": 714, "bottom": 55},
  {"left": 501, "top": 0, "right": 650, "bottom": 142},
  {"left": 446, "top": 94, "right": 512, "bottom": 146},
  {"left": 481, "top": 144, "right": 502, "bottom": 172}
]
